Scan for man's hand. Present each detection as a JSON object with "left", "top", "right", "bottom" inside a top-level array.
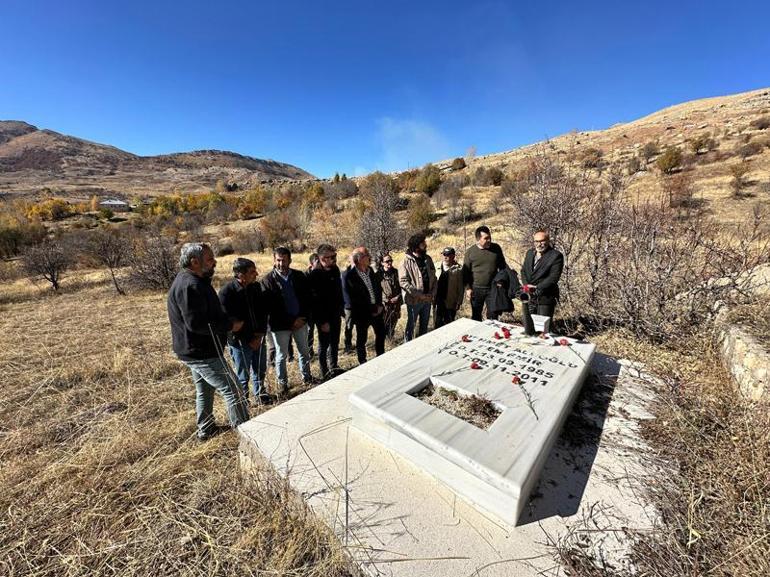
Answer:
[
  {"left": 390, "top": 296, "right": 400, "bottom": 304},
  {"left": 232, "top": 319, "right": 244, "bottom": 332},
  {"left": 292, "top": 317, "right": 306, "bottom": 331},
  {"left": 373, "top": 304, "right": 383, "bottom": 316},
  {"left": 465, "top": 287, "right": 473, "bottom": 299},
  {"left": 320, "top": 322, "right": 330, "bottom": 333},
  {"left": 248, "top": 335, "right": 263, "bottom": 351}
]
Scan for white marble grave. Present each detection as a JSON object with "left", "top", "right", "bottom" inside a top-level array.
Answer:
[{"left": 349, "top": 319, "right": 595, "bottom": 525}]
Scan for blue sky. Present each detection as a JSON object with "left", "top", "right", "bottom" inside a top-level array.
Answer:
[{"left": 1, "top": 0, "right": 769, "bottom": 178}]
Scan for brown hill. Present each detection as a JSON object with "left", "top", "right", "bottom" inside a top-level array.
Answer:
[{"left": 0, "top": 121, "right": 315, "bottom": 199}]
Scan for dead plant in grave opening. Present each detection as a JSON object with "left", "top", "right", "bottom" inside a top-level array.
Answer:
[{"left": 411, "top": 383, "right": 501, "bottom": 430}]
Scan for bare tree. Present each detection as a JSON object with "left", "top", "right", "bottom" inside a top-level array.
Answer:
[
  {"left": 128, "top": 233, "right": 177, "bottom": 291},
  {"left": 84, "top": 228, "right": 130, "bottom": 295},
  {"left": 22, "top": 238, "right": 70, "bottom": 291},
  {"left": 357, "top": 172, "right": 404, "bottom": 256}
]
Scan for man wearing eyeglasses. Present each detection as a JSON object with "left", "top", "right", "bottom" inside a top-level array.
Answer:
[
  {"left": 520, "top": 230, "right": 564, "bottom": 335},
  {"left": 309, "top": 244, "right": 345, "bottom": 379}
]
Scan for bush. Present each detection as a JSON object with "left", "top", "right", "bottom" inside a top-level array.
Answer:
[
  {"left": 406, "top": 194, "right": 434, "bottom": 233},
  {"left": 580, "top": 147, "right": 604, "bottom": 169},
  {"left": 626, "top": 156, "right": 642, "bottom": 175},
  {"left": 736, "top": 141, "right": 763, "bottom": 159},
  {"left": 0, "top": 214, "right": 46, "bottom": 258},
  {"left": 259, "top": 212, "right": 303, "bottom": 251},
  {"left": 127, "top": 234, "right": 178, "bottom": 291},
  {"left": 730, "top": 164, "right": 751, "bottom": 198},
  {"left": 413, "top": 164, "right": 442, "bottom": 197},
  {"left": 750, "top": 116, "right": 770, "bottom": 130},
  {"left": 663, "top": 173, "right": 695, "bottom": 208},
  {"left": 641, "top": 141, "right": 660, "bottom": 161},
  {"left": 230, "top": 226, "right": 266, "bottom": 254},
  {"left": 689, "top": 133, "right": 717, "bottom": 155},
  {"left": 656, "top": 146, "right": 682, "bottom": 174},
  {"left": 450, "top": 157, "right": 466, "bottom": 171},
  {"left": 472, "top": 166, "right": 504, "bottom": 186},
  {"left": 22, "top": 238, "right": 71, "bottom": 291}
]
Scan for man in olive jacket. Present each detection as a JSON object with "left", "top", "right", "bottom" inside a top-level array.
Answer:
[
  {"left": 167, "top": 242, "right": 248, "bottom": 440},
  {"left": 520, "top": 230, "right": 564, "bottom": 335},
  {"left": 434, "top": 246, "right": 464, "bottom": 329}
]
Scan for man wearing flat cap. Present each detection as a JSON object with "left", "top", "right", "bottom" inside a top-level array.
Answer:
[{"left": 434, "top": 247, "right": 464, "bottom": 329}]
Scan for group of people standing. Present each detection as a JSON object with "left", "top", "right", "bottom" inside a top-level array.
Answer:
[{"left": 167, "top": 226, "right": 563, "bottom": 440}]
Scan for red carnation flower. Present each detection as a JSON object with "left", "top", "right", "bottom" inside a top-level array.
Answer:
[
  {"left": 512, "top": 376, "right": 521, "bottom": 385},
  {"left": 470, "top": 362, "right": 481, "bottom": 369},
  {"left": 494, "top": 332, "right": 502, "bottom": 339},
  {"left": 558, "top": 338, "right": 569, "bottom": 346},
  {"left": 461, "top": 335, "right": 471, "bottom": 342}
]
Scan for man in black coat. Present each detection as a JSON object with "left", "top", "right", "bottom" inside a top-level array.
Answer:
[
  {"left": 261, "top": 246, "right": 315, "bottom": 394},
  {"left": 167, "top": 242, "right": 248, "bottom": 440},
  {"left": 218, "top": 257, "right": 272, "bottom": 405},
  {"left": 520, "top": 230, "right": 564, "bottom": 335},
  {"left": 342, "top": 246, "right": 385, "bottom": 365},
  {"left": 309, "top": 244, "right": 345, "bottom": 379}
]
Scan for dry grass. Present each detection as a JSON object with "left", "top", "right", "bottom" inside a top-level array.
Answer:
[
  {"left": 570, "top": 331, "right": 770, "bottom": 577},
  {"left": 411, "top": 384, "right": 501, "bottom": 430},
  {"left": 726, "top": 298, "right": 770, "bottom": 347},
  {"left": 0, "top": 277, "right": 357, "bottom": 576}
]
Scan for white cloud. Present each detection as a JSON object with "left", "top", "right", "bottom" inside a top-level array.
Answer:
[{"left": 374, "top": 117, "right": 451, "bottom": 173}]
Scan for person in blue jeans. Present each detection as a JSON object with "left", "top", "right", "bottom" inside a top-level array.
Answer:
[
  {"left": 167, "top": 243, "right": 249, "bottom": 440},
  {"left": 399, "top": 233, "right": 437, "bottom": 342},
  {"left": 218, "top": 257, "right": 273, "bottom": 406},
  {"left": 261, "top": 247, "right": 316, "bottom": 395}
]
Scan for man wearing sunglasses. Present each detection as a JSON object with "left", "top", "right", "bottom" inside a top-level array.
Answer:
[{"left": 309, "top": 244, "right": 345, "bottom": 379}]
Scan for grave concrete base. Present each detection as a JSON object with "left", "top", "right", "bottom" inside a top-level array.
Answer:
[{"left": 238, "top": 319, "right": 657, "bottom": 576}]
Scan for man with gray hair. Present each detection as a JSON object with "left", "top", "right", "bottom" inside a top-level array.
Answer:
[
  {"left": 167, "top": 242, "right": 249, "bottom": 440},
  {"left": 342, "top": 246, "right": 385, "bottom": 364}
]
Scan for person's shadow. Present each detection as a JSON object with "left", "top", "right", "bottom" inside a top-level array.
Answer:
[{"left": 517, "top": 352, "right": 620, "bottom": 525}]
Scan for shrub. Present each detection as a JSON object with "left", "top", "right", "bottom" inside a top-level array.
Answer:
[
  {"left": 736, "top": 141, "right": 763, "bottom": 159},
  {"left": 22, "top": 238, "right": 71, "bottom": 291},
  {"left": 0, "top": 213, "right": 46, "bottom": 258},
  {"left": 230, "top": 226, "right": 266, "bottom": 254},
  {"left": 580, "top": 147, "right": 604, "bottom": 168},
  {"left": 656, "top": 146, "right": 682, "bottom": 174},
  {"left": 127, "top": 234, "right": 178, "bottom": 291},
  {"left": 451, "top": 157, "right": 466, "bottom": 171},
  {"left": 689, "top": 133, "right": 717, "bottom": 155},
  {"left": 641, "top": 141, "right": 660, "bottom": 161},
  {"left": 259, "top": 212, "right": 303, "bottom": 250},
  {"left": 406, "top": 194, "right": 434, "bottom": 233},
  {"left": 750, "top": 116, "right": 770, "bottom": 130},
  {"left": 472, "top": 166, "right": 504, "bottom": 186},
  {"left": 413, "top": 164, "right": 442, "bottom": 197},
  {"left": 730, "top": 164, "right": 751, "bottom": 198},
  {"left": 82, "top": 228, "right": 131, "bottom": 295},
  {"left": 663, "top": 173, "right": 695, "bottom": 208},
  {"left": 626, "top": 156, "right": 642, "bottom": 175}
]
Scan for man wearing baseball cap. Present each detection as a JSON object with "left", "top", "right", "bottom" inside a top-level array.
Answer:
[{"left": 434, "top": 246, "right": 464, "bottom": 328}]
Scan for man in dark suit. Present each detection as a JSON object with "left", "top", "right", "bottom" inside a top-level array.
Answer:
[
  {"left": 342, "top": 246, "right": 385, "bottom": 365},
  {"left": 520, "top": 230, "right": 564, "bottom": 335}
]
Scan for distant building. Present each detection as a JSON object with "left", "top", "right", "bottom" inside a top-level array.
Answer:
[{"left": 98, "top": 199, "right": 131, "bottom": 212}]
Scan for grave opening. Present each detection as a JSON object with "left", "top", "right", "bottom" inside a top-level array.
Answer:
[{"left": 408, "top": 377, "right": 503, "bottom": 431}]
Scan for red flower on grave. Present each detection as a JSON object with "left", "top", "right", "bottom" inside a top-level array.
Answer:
[
  {"left": 558, "top": 338, "right": 570, "bottom": 346},
  {"left": 494, "top": 332, "right": 502, "bottom": 339},
  {"left": 461, "top": 335, "right": 471, "bottom": 342},
  {"left": 512, "top": 376, "right": 521, "bottom": 385},
  {"left": 540, "top": 332, "right": 549, "bottom": 339},
  {"left": 470, "top": 362, "right": 481, "bottom": 369},
  {"left": 502, "top": 328, "right": 511, "bottom": 339}
]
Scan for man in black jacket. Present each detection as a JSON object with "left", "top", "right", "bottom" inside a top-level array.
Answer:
[
  {"left": 218, "top": 257, "right": 273, "bottom": 405},
  {"left": 167, "top": 242, "right": 249, "bottom": 440},
  {"left": 342, "top": 246, "right": 385, "bottom": 364},
  {"left": 309, "top": 244, "right": 345, "bottom": 379},
  {"left": 261, "top": 246, "right": 315, "bottom": 394},
  {"left": 520, "top": 230, "right": 564, "bottom": 335}
]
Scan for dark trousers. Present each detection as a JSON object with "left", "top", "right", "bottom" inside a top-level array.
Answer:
[
  {"left": 307, "top": 314, "right": 315, "bottom": 354},
  {"left": 344, "top": 309, "right": 355, "bottom": 350},
  {"left": 354, "top": 314, "right": 386, "bottom": 365},
  {"left": 316, "top": 316, "right": 341, "bottom": 377},
  {"left": 434, "top": 302, "right": 457, "bottom": 329},
  {"left": 470, "top": 287, "right": 499, "bottom": 321},
  {"left": 522, "top": 300, "right": 556, "bottom": 335},
  {"left": 383, "top": 303, "right": 400, "bottom": 339}
]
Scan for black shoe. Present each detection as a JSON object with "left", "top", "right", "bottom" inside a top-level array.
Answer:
[
  {"left": 303, "top": 376, "right": 321, "bottom": 386},
  {"left": 254, "top": 393, "right": 275, "bottom": 406},
  {"left": 197, "top": 424, "right": 230, "bottom": 441}
]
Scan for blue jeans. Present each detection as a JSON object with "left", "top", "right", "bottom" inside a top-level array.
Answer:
[
  {"left": 404, "top": 301, "right": 431, "bottom": 342},
  {"left": 182, "top": 356, "right": 249, "bottom": 437},
  {"left": 270, "top": 324, "right": 311, "bottom": 389},
  {"left": 228, "top": 341, "right": 267, "bottom": 399}
]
